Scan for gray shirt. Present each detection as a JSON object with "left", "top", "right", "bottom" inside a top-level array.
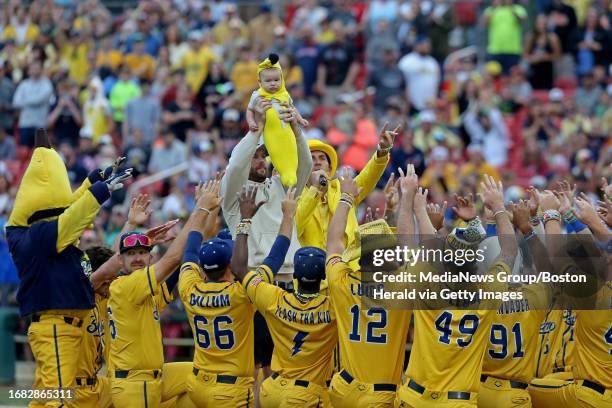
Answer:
[
  {"left": 148, "top": 139, "right": 186, "bottom": 173},
  {"left": 220, "top": 127, "right": 312, "bottom": 275},
  {"left": 12, "top": 77, "right": 54, "bottom": 128},
  {"left": 125, "top": 96, "right": 161, "bottom": 144}
]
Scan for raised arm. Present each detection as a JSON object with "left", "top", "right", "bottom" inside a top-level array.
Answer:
[
  {"left": 154, "top": 180, "right": 221, "bottom": 283},
  {"left": 481, "top": 175, "right": 517, "bottom": 265},
  {"left": 327, "top": 168, "right": 360, "bottom": 255},
  {"left": 231, "top": 185, "right": 266, "bottom": 282},
  {"left": 397, "top": 165, "right": 419, "bottom": 248}
]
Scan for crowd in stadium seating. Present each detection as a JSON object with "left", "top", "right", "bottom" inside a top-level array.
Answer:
[{"left": 0, "top": 0, "right": 610, "bottom": 359}]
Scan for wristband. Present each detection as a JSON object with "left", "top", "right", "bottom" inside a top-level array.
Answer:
[
  {"left": 569, "top": 219, "right": 587, "bottom": 233},
  {"left": 377, "top": 144, "right": 392, "bottom": 154},
  {"left": 492, "top": 210, "right": 506, "bottom": 218},
  {"left": 236, "top": 222, "right": 251, "bottom": 236},
  {"left": 199, "top": 207, "right": 211, "bottom": 215},
  {"left": 529, "top": 215, "right": 542, "bottom": 226},
  {"left": 542, "top": 209, "right": 561, "bottom": 224},
  {"left": 240, "top": 218, "right": 252, "bottom": 224},
  {"left": 339, "top": 199, "right": 353, "bottom": 208},
  {"left": 524, "top": 230, "right": 537, "bottom": 241}
]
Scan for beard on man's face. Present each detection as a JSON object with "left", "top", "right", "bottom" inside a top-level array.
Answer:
[{"left": 249, "top": 166, "right": 267, "bottom": 182}]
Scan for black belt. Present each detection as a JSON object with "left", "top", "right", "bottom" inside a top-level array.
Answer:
[
  {"left": 480, "top": 375, "right": 528, "bottom": 390},
  {"left": 192, "top": 368, "right": 237, "bottom": 384},
  {"left": 275, "top": 281, "right": 294, "bottom": 292},
  {"left": 582, "top": 380, "right": 605, "bottom": 395},
  {"left": 76, "top": 377, "right": 97, "bottom": 386},
  {"left": 340, "top": 370, "right": 397, "bottom": 392},
  {"left": 30, "top": 314, "right": 83, "bottom": 328},
  {"left": 115, "top": 369, "right": 160, "bottom": 379},
  {"left": 271, "top": 372, "right": 310, "bottom": 388},
  {"left": 408, "top": 379, "right": 470, "bottom": 400}
]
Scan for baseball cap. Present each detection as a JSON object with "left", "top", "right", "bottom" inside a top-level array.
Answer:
[
  {"left": 119, "top": 231, "right": 153, "bottom": 254},
  {"left": 216, "top": 228, "right": 232, "bottom": 241},
  {"left": 294, "top": 247, "right": 326, "bottom": 282},
  {"left": 199, "top": 238, "right": 234, "bottom": 275}
]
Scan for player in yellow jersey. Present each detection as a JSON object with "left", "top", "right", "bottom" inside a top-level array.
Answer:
[
  {"left": 396, "top": 175, "right": 517, "bottom": 408},
  {"left": 232, "top": 186, "right": 338, "bottom": 407},
  {"left": 325, "top": 169, "right": 412, "bottom": 408},
  {"left": 108, "top": 181, "right": 221, "bottom": 407},
  {"left": 528, "top": 197, "right": 612, "bottom": 408},
  {"left": 479, "top": 200, "right": 556, "bottom": 408}
]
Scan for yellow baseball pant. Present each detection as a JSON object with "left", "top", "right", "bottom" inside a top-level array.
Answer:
[
  {"left": 395, "top": 378, "right": 477, "bottom": 408},
  {"left": 529, "top": 378, "right": 612, "bottom": 408},
  {"left": 28, "top": 314, "right": 84, "bottom": 408},
  {"left": 328, "top": 370, "right": 397, "bottom": 408},
  {"left": 186, "top": 367, "right": 254, "bottom": 407},
  {"left": 477, "top": 375, "right": 531, "bottom": 408},
  {"left": 259, "top": 372, "right": 331, "bottom": 407},
  {"left": 110, "top": 362, "right": 194, "bottom": 408},
  {"left": 74, "top": 375, "right": 112, "bottom": 408}
]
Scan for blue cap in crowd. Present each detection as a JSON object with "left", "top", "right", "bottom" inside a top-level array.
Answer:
[
  {"left": 199, "top": 238, "right": 234, "bottom": 274},
  {"left": 294, "top": 247, "right": 326, "bottom": 282},
  {"left": 217, "top": 228, "right": 232, "bottom": 241}
]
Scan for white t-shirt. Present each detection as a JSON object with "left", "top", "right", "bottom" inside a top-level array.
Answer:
[{"left": 398, "top": 52, "right": 440, "bottom": 111}]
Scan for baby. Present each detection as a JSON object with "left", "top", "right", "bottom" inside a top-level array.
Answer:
[
  {"left": 245, "top": 54, "right": 308, "bottom": 187},
  {"left": 246, "top": 54, "right": 308, "bottom": 132}
]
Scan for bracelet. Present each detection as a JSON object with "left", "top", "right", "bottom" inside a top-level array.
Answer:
[
  {"left": 542, "top": 209, "right": 561, "bottom": 224},
  {"left": 338, "top": 199, "right": 353, "bottom": 208},
  {"left": 492, "top": 210, "right": 506, "bottom": 218},
  {"left": 377, "top": 144, "right": 392, "bottom": 154},
  {"left": 529, "top": 215, "right": 542, "bottom": 226},
  {"left": 198, "top": 207, "right": 211, "bottom": 215},
  {"left": 236, "top": 222, "right": 251, "bottom": 236},
  {"left": 340, "top": 193, "right": 355, "bottom": 207},
  {"left": 562, "top": 209, "right": 577, "bottom": 223},
  {"left": 524, "top": 230, "right": 537, "bottom": 241},
  {"left": 240, "top": 218, "right": 252, "bottom": 224}
]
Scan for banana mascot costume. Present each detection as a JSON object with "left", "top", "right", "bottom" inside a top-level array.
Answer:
[
  {"left": 257, "top": 54, "right": 298, "bottom": 187},
  {"left": 6, "top": 129, "right": 115, "bottom": 407}
]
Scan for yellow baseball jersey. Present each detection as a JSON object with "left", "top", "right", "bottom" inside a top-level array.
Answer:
[
  {"left": 534, "top": 310, "right": 560, "bottom": 378},
  {"left": 76, "top": 294, "right": 106, "bottom": 379},
  {"left": 326, "top": 255, "right": 411, "bottom": 385},
  {"left": 243, "top": 268, "right": 338, "bottom": 385},
  {"left": 483, "top": 282, "right": 552, "bottom": 383},
  {"left": 178, "top": 262, "right": 255, "bottom": 377},
  {"left": 108, "top": 266, "right": 173, "bottom": 371},
  {"left": 573, "top": 283, "right": 612, "bottom": 388},
  {"left": 406, "top": 259, "right": 512, "bottom": 392},
  {"left": 552, "top": 310, "right": 576, "bottom": 373}
]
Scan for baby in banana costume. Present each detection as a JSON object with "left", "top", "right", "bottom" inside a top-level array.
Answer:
[{"left": 246, "top": 53, "right": 308, "bottom": 187}]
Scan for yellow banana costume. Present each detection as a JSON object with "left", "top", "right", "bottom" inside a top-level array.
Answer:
[
  {"left": 6, "top": 129, "right": 112, "bottom": 407},
  {"left": 257, "top": 54, "right": 298, "bottom": 187}
]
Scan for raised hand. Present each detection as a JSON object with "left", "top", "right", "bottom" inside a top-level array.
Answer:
[
  {"left": 480, "top": 175, "right": 505, "bottom": 212},
  {"left": 601, "top": 176, "right": 612, "bottom": 198},
  {"left": 364, "top": 207, "right": 382, "bottom": 223},
  {"left": 527, "top": 186, "right": 540, "bottom": 217},
  {"left": 452, "top": 193, "right": 477, "bottom": 221},
  {"left": 196, "top": 180, "right": 222, "bottom": 212},
  {"left": 537, "top": 190, "right": 560, "bottom": 212},
  {"left": 378, "top": 122, "right": 401, "bottom": 153},
  {"left": 128, "top": 194, "right": 152, "bottom": 226},
  {"left": 413, "top": 187, "right": 429, "bottom": 213},
  {"left": 106, "top": 168, "right": 133, "bottom": 192},
  {"left": 238, "top": 185, "right": 266, "bottom": 219},
  {"left": 427, "top": 201, "right": 447, "bottom": 231},
  {"left": 398, "top": 164, "right": 418, "bottom": 200},
  {"left": 253, "top": 97, "right": 273, "bottom": 129},
  {"left": 383, "top": 173, "right": 399, "bottom": 212},
  {"left": 510, "top": 199, "right": 531, "bottom": 232},
  {"left": 339, "top": 167, "right": 360, "bottom": 198},
  {"left": 573, "top": 193, "right": 599, "bottom": 226},
  {"left": 146, "top": 220, "right": 179, "bottom": 245},
  {"left": 281, "top": 186, "right": 297, "bottom": 219},
  {"left": 597, "top": 196, "right": 612, "bottom": 227}
]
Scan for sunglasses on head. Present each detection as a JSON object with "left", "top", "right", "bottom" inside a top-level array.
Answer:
[{"left": 122, "top": 234, "right": 152, "bottom": 248}]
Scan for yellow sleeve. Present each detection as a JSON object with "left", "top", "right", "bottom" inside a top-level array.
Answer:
[
  {"left": 296, "top": 186, "right": 321, "bottom": 241},
  {"left": 325, "top": 254, "right": 351, "bottom": 286},
  {"left": 242, "top": 268, "right": 281, "bottom": 312},
  {"left": 71, "top": 177, "right": 92, "bottom": 202},
  {"left": 111, "top": 267, "right": 158, "bottom": 306},
  {"left": 57, "top": 183, "right": 108, "bottom": 252},
  {"left": 354, "top": 152, "right": 389, "bottom": 204},
  {"left": 178, "top": 262, "right": 201, "bottom": 301}
]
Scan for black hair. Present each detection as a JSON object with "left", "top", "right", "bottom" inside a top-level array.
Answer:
[
  {"left": 268, "top": 53, "right": 279, "bottom": 65},
  {"left": 86, "top": 246, "right": 115, "bottom": 272},
  {"left": 206, "top": 268, "right": 226, "bottom": 281},
  {"left": 297, "top": 280, "right": 320, "bottom": 294}
]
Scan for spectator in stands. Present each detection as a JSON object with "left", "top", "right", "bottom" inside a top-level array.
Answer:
[
  {"left": 182, "top": 31, "right": 217, "bottom": 95},
  {"left": 193, "top": 5, "right": 217, "bottom": 32},
  {"left": 230, "top": 45, "right": 259, "bottom": 107},
  {"left": 124, "top": 128, "right": 151, "bottom": 177},
  {"left": 148, "top": 128, "right": 187, "bottom": 174},
  {"left": 126, "top": 13, "right": 163, "bottom": 57},
  {"left": 124, "top": 79, "right": 161, "bottom": 146},
  {"left": 249, "top": 4, "right": 284, "bottom": 55},
  {"left": 413, "top": 110, "right": 461, "bottom": 153},
  {"left": 575, "top": 71, "right": 604, "bottom": 116},
  {"left": 124, "top": 34, "right": 156, "bottom": 81},
  {"left": 0, "top": 128, "right": 15, "bottom": 161},
  {"left": 398, "top": 36, "right": 440, "bottom": 114},
  {"left": 263, "top": 25, "right": 293, "bottom": 59},
  {"left": 365, "top": 20, "right": 398, "bottom": 71},
  {"left": 482, "top": 0, "right": 527, "bottom": 75},
  {"left": 316, "top": 20, "right": 360, "bottom": 106},
  {"left": 59, "top": 142, "right": 88, "bottom": 186},
  {"left": 0, "top": 62, "right": 14, "bottom": 135},
  {"left": 293, "top": 0, "right": 329, "bottom": 34},
  {"left": 82, "top": 77, "right": 113, "bottom": 145},
  {"left": 420, "top": 145, "right": 458, "bottom": 194},
  {"left": 426, "top": 0, "right": 455, "bottom": 63},
  {"left": 96, "top": 34, "right": 123, "bottom": 72},
  {"left": 367, "top": 0, "right": 399, "bottom": 31},
  {"left": 294, "top": 25, "right": 321, "bottom": 97},
  {"left": 12, "top": 60, "right": 53, "bottom": 147},
  {"left": 212, "top": 4, "right": 248, "bottom": 45},
  {"left": 2, "top": 6, "right": 39, "bottom": 46},
  {"left": 524, "top": 14, "right": 561, "bottom": 90},
  {"left": 572, "top": 8, "right": 611, "bottom": 77},
  {"left": 47, "top": 78, "right": 83, "bottom": 147},
  {"left": 545, "top": 0, "right": 578, "bottom": 78},
  {"left": 390, "top": 126, "right": 426, "bottom": 177},
  {"left": 463, "top": 103, "right": 510, "bottom": 166},
  {"left": 60, "top": 31, "right": 91, "bottom": 86},
  {"left": 524, "top": 99, "right": 559, "bottom": 146},
  {"left": 459, "top": 144, "right": 501, "bottom": 184},
  {"left": 188, "top": 139, "right": 225, "bottom": 184},
  {"left": 163, "top": 84, "right": 200, "bottom": 143},
  {"left": 109, "top": 65, "right": 141, "bottom": 137}
]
